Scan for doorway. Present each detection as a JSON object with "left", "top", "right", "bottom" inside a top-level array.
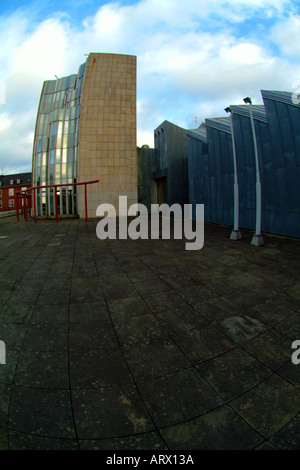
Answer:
[{"left": 156, "top": 177, "right": 167, "bottom": 205}]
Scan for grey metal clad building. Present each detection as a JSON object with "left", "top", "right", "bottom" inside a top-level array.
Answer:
[
  {"left": 204, "top": 116, "right": 233, "bottom": 226},
  {"left": 187, "top": 90, "right": 300, "bottom": 238},
  {"left": 187, "top": 123, "right": 208, "bottom": 221},
  {"left": 261, "top": 90, "right": 300, "bottom": 237},
  {"left": 229, "top": 104, "right": 276, "bottom": 234},
  {"left": 153, "top": 120, "right": 190, "bottom": 207},
  {"left": 139, "top": 89, "right": 299, "bottom": 240},
  {"left": 137, "top": 145, "right": 157, "bottom": 211}
]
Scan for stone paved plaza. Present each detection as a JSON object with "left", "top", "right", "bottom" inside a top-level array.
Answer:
[{"left": 0, "top": 216, "right": 299, "bottom": 450}]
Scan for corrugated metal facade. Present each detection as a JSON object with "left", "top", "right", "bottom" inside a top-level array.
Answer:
[
  {"left": 154, "top": 120, "right": 189, "bottom": 206},
  {"left": 188, "top": 125, "right": 208, "bottom": 221},
  {"left": 137, "top": 146, "right": 157, "bottom": 210},
  {"left": 188, "top": 90, "right": 300, "bottom": 238},
  {"left": 230, "top": 104, "right": 275, "bottom": 233},
  {"left": 261, "top": 90, "right": 300, "bottom": 237},
  {"left": 204, "top": 117, "right": 233, "bottom": 225}
]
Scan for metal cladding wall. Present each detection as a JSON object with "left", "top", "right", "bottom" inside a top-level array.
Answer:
[
  {"left": 154, "top": 121, "right": 189, "bottom": 207},
  {"left": 231, "top": 107, "right": 276, "bottom": 233},
  {"left": 188, "top": 93, "right": 300, "bottom": 239},
  {"left": 137, "top": 146, "right": 157, "bottom": 211},
  {"left": 261, "top": 90, "right": 300, "bottom": 237},
  {"left": 204, "top": 119, "right": 234, "bottom": 226},
  {"left": 187, "top": 131, "right": 208, "bottom": 221}
]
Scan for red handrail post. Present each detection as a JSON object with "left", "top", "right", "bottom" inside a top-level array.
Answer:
[
  {"left": 85, "top": 183, "right": 88, "bottom": 222},
  {"left": 16, "top": 194, "right": 19, "bottom": 221},
  {"left": 55, "top": 186, "right": 58, "bottom": 222},
  {"left": 33, "top": 189, "right": 37, "bottom": 223},
  {"left": 24, "top": 194, "right": 27, "bottom": 222},
  {"left": 15, "top": 180, "right": 98, "bottom": 223}
]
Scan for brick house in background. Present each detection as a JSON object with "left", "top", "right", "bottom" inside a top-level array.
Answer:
[{"left": 0, "top": 173, "right": 32, "bottom": 213}]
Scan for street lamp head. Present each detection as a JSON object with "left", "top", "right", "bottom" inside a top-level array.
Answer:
[
  {"left": 224, "top": 106, "right": 232, "bottom": 113},
  {"left": 243, "top": 97, "right": 252, "bottom": 105}
]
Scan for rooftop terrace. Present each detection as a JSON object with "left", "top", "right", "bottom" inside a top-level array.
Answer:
[{"left": 0, "top": 216, "right": 299, "bottom": 450}]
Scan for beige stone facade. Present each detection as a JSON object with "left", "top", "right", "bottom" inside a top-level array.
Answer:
[{"left": 77, "top": 53, "right": 137, "bottom": 217}]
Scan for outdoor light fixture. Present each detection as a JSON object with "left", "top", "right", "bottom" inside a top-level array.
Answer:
[
  {"left": 225, "top": 106, "right": 241, "bottom": 240},
  {"left": 243, "top": 97, "right": 252, "bottom": 105},
  {"left": 243, "top": 96, "right": 264, "bottom": 246}
]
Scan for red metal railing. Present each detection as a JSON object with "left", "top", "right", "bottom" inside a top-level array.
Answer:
[
  {"left": 15, "top": 192, "right": 32, "bottom": 222},
  {"left": 16, "top": 180, "right": 99, "bottom": 223}
]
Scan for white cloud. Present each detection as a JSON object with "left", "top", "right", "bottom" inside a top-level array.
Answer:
[
  {"left": 12, "top": 17, "right": 68, "bottom": 78},
  {"left": 137, "top": 129, "right": 154, "bottom": 147},
  {"left": 270, "top": 14, "right": 300, "bottom": 57},
  {"left": 0, "top": 114, "right": 11, "bottom": 132},
  {"left": 0, "top": 0, "right": 299, "bottom": 173}
]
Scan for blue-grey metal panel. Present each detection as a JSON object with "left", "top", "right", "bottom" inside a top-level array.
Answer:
[
  {"left": 188, "top": 124, "right": 207, "bottom": 144},
  {"left": 205, "top": 122, "right": 234, "bottom": 226},
  {"left": 205, "top": 117, "right": 231, "bottom": 134},
  {"left": 262, "top": 90, "right": 300, "bottom": 237},
  {"left": 187, "top": 133, "right": 208, "bottom": 220},
  {"left": 230, "top": 105, "right": 267, "bottom": 123},
  {"left": 154, "top": 120, "right": 189, "bottom": 206},
  {"left": 137, "top": 146, "right": 157, "bottom": 211}
]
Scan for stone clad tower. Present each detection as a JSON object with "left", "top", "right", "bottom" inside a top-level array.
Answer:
[
  {"left": 32, "top": 52, "right": 137, "bottom": 218},
  {"left": 77, "top": 53, "right": 137, "bottom": 217}
]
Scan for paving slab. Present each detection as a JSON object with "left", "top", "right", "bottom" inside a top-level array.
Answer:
[{"left": 0, "top": 217, "right": 299, "bottom": 449}]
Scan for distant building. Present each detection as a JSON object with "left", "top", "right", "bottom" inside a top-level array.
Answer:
[
  {"left": 0, "top": 173, "right": 32, "bottom": 213},
  {"left": 138, "top": 121, "right": 193, "bottom": 211},
  {"left": 137, "top": 145, "right": 157, "bottom": 210},
  {"left": 32, "top": 52, "right": 137, "bottom": 218},
  {"left": 154, "top": 120, "right": 190, "bottom": 207}
]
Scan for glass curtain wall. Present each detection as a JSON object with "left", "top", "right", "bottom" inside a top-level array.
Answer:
[{"left": 32, "top": 62, "right": 86, "bottom": 216}]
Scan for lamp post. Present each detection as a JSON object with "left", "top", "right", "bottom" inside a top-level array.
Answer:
[
  {"left": 243, "top": 97, "right": 264, "bottom": 246},
  {"left": 225, "top": 106, "right": 241, "bottom": 240}
]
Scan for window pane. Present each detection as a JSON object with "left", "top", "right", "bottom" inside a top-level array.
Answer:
[
  {"left": 50, "top": 149, "right": 55, "bottom": 164},
  {"left": 62, "top": 164, "right": 67, "bottom": 178},
  {"left": 57, "top": 121, "right": 63, "bottom": 134},
  {"left": 56, "top": 134, "right": 62, "bottom": 148},
  {"left": 56, "top": 149, "right": 61, "bottom": 163},
  {"left": 63, "top": 134, "right": 68, "bottom": 148},
  {"left": 67, "top": 164, "right": 73, "bottom": 178},
  {"left": 55, "top": 166, "right": 60, "bottom": 181}
]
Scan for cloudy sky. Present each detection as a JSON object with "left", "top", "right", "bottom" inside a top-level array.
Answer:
[{"left": 1, "top": 0, "right": 300, "bottom": 174}]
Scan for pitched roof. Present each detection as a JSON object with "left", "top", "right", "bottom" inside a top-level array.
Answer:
[
  {"left": 0, "top": 172, "right": 32, "bottom": 187},
  {"left": 230, "top": 104, "right": 268, "bottom": 123},
  {"left": 187, "top": 122, "right": 207, "bottom": 143},
  {"left": 261, "top": 89, "right": 299, "bottom": 107},
  {"left": 205, "top": 116, "right": 231, "bottom": 134}
]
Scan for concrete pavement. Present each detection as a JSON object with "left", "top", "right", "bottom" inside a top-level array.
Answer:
[{"left": 0, "top": 216, "right": 299, "bottom": 450}]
